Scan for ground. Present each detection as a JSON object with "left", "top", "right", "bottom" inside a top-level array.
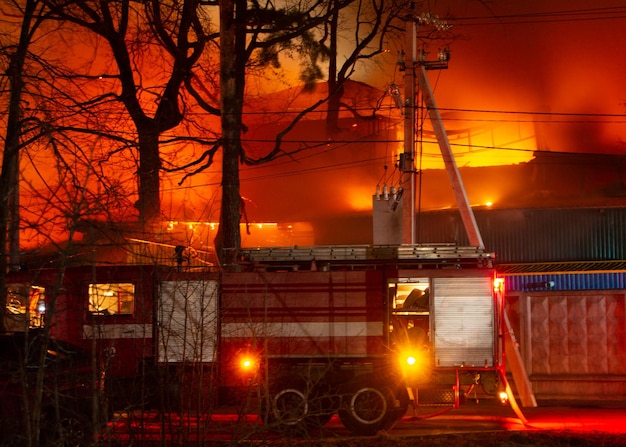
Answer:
[
  {"left": 105, "top": 399, "right": 626, "bottom": 446},
  {"left": 298, "top": 431, "right": 626, "bottom": 447}
]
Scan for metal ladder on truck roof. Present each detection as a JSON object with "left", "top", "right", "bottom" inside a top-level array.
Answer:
[{"left": 240, "top": 244, "right": 493, "bottom": 262}]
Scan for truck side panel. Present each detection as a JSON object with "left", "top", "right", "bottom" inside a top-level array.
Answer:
[
  {"left": 157, "top": 279, "right": 219, "bottom": 363},
  {"left": 220, "top": 269, "right": 386, "bottom": 386},
  {"left": 432, "top": 276, "right": 496, "bottom": 367}
]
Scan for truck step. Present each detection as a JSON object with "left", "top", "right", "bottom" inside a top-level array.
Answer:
[{"left": 413, "top": 387, "right": 456, "bottom": 405}]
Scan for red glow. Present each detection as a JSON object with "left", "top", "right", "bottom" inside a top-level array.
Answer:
[
  {"left": 12, "top": 1, "right": 626, "bottom": 254},
  {"left": 493, "top": 277, "right": 505, "bottom": 293},
  {"left": 526, "top": 409, "right": 626, "bottom": 434}
]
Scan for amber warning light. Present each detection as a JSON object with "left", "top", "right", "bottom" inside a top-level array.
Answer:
[
  {"left": 238, "top": 354, "right": 259, "bottom": 375},
  {"left": 399, "top": 349, "right": 430, "bottom": 374}
]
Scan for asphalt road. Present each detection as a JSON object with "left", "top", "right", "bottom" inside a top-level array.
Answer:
[
  {"left": 392, "top": 398, "right": 626, "bottom": 436},
  {"left": 103, "top": 398, "right": 626, "bottom": 444}
]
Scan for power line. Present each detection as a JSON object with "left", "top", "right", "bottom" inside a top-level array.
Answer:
[
  {"left": 163, "top": 143, "right": 544, "bottom": 193},
  {"left": 165, "top": 143, "right": 617, "bottom": 195},
  {"left": 448, "top": 6, "right": 626, "bottom": 26},
  {"left": 229, "top": 104, "right": 626, "bottom": 121},
  {"left": 436, "top": 107, "right": 626, "bottom": 118}
]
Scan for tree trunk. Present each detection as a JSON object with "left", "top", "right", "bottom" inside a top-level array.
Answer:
[
  {"left": 216, "top": 0, "right": 247, "bottom": 268},
  {"left": 136, "top": 128, "right": 162, "bottom": 224}
]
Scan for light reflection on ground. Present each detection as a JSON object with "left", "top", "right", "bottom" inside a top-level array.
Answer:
[{"left": 103, "top": 399, "right": 626, "bottom": 443}]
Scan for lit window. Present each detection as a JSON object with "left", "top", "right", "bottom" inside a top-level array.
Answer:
[
  {"left": 6, "top": 284, "right": 46, "bottom": 328},
  {"left": 391, "top": 280, "right": 430, "bottom": 313},
  {"left": 89, "top": 283, "right": 135, "bottom": 315}
]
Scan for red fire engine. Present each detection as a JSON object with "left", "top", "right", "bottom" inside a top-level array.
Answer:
[
  {"left": 4, "top": 39, "right": 522, "bottom": 435},
  {"left": 6, "top": 244, "right": 505, "bottom": 435}
]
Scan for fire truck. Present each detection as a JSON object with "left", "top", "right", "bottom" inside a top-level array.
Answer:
[
  {"left": 4, "top": 39, "right": 518, "bottom": 436},
  {"left": 5, "top": 244, "right": 505, "bottom": 436}
]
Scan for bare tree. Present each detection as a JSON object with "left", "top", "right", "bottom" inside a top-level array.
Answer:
[
  {"left": 184, "top": 0, "right": 411, "bottom": 266},
  {"left": 202, "top": 0, "right": 357, "bottom": 266},
  {"left": 41, "top": 0, "right": 211, "bottom": 225},
  {"left": 324, "top": 0, "right": 407, "bottom": 133},
  {"left": 0, "top": 0, "right": 151, "bottom": 331},
  {"left": 3, "top": 0, "right": 436, "bottom": 269}
]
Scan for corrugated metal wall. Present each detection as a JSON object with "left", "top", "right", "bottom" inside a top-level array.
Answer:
[
  {"left": 507, "top": 290, "right": 626, "bottom": 401},
  {"left": 415, "top": 207, "right": 626, "bottom": 263}
]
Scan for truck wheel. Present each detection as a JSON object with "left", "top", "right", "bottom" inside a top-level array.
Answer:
[
  {"left": 263, "top": 379, "right": 310, "bottom": 435},
  {"left": 42, "top": 408, "right": 92, "bottom": 447},
  {"left": 338, "top": 377, "right": 396, "bottom": 435}
]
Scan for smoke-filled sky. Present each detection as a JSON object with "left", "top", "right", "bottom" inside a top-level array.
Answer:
[
  {"left": 404, "top": 0, "right": 626, "bottom": 155},
  {"left": 31, "top": 0, "right": 626, "bottom": 249},
  {"left": 223, "top": 0, "right": 626, "bottom": 244},
  {"left": 13, "top": 1, "right": 626, "bottom": 251}
]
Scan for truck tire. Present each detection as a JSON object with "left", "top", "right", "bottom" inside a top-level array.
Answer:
[
  {"left": 390, "top": 385, "right": 410, "bottom": 422},
  {"left": 338, "top": 376, "right": 396, "bottom": 435},
  {"left": 42, "top": 407, "right": 92, "bottom": 447}
]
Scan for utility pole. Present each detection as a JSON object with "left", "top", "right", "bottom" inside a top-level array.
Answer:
[
  {"left": 400, "top": 14, "right": 484, "bottom": 249},
  {"left": 398, "top": 18, "right": 417, "bottom": 245},
  {"left": 400, "top": 19, "right": 417, "bottom": 245}
]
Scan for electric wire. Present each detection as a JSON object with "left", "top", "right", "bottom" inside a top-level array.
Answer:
[
  {"left": 448, "top": 5, "right": 626, "bottom": 26},
  {"left": 233, "top": 104, "right": 626, "bottom": 121}
]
